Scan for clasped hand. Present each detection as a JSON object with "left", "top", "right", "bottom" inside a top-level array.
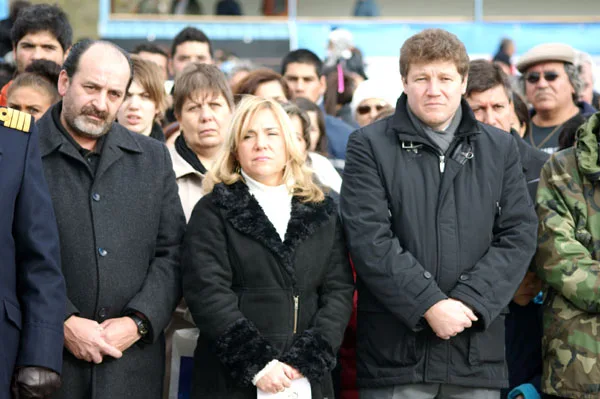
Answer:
[
  {"left": 256, "top": 362, "right": 303, "bottom": 394},
  {"left": 424, "top": 299, "right": 478, "bottom": 340},
  {"left": 64, "top": 316, "right": 141, "bottom": 363}
]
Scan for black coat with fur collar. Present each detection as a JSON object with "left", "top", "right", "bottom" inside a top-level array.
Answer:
[{"left": 182, "top": 181, "right": 354, "bottom": 399}]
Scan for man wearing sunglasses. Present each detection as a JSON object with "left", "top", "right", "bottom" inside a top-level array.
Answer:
[
  {"left": 341, "top": 29, "right": 537, "bottom": 399},
  {"left": 516, "top": 43, "right": 594, "bottom": 154}
]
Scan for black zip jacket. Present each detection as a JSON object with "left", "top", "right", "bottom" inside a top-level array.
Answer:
[{"left": 340, "top": 94, "right": 538, "bottom": 389}]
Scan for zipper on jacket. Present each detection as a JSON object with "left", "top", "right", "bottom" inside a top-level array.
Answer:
[
  {"left": 293, "top": 295, "right": 299, "bottom": 334},
  {"left": 439, "top": 155, "right": 446, "bottom": 173}
]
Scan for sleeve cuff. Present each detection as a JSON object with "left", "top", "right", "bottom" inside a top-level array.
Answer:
[
  {"left": 214, "top": 318, "right": 279, "bottom": 386},
  {"left": 279, "top": 329, "right": 335, "bottom": 382}
]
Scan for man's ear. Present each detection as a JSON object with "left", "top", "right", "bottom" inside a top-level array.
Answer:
[
  {"left": 461, "top": 74, "right": 469, "bottom": 95},
  {"left": 57, "top": 70, "right": 70, "bottom": 97}
]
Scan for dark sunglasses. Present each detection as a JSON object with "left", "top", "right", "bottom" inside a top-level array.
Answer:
[
  {"left": 525, "top": 71, "right": 559, "bottom": 84},
  {"left": 357, "top": 104, "right": 386, "bottom": 115}
]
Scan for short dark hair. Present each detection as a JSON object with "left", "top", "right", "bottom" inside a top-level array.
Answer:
[
  {"left": 281, "top": 49, "right": 323, "bottom": 78},
  {"left": 62, "top": 40, "right": 134, "bottom": 92},
  {"left": 171, "top": 27, "right": 212, "bottom": 58},
  {"left": 25, "top": 59, "right": 61, "bottom": 86},
  {"left": 11, "top": 4, "right": 72, "bottom": 52},
  {"left": 465, "top": 59, "right": 512, "bottom": 100},
  {"left": 9, "top": 59, "right": 61, "bottom": 104},
  {"left": 132, "top": 42, "right": 169, "bottom": 59}
]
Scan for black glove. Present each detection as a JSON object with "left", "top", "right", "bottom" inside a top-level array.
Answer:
[{"left": 11, "top": 367, "right": 61, "bottom": 399}]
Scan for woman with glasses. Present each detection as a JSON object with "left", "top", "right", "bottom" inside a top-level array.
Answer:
[
  {"left": 350, "top": 79, "right": 402, "bottom": 127},
  {"left": 182, "top": 96, "right": 354, "bottom": 398}
]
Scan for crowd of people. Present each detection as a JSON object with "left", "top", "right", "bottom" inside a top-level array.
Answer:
[{"left": 2, "top": 2, "right": 600, "bottom": 399}]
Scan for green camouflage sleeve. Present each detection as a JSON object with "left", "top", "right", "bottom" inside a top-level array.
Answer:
[{"left": 535, "top": 159, "right": 600, "bottom": 313}]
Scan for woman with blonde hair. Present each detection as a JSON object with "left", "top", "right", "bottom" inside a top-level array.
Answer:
[{"left": 182, "top": 96, "right": 354, "bottom": 399}]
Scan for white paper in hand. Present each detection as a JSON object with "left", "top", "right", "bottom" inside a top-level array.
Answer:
[{"left": 257, "top": 377, "right": 311, "bottom": 399}]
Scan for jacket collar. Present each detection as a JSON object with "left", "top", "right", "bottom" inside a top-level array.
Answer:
[
  {"left": 211, "top": 181, "right": 335, "bottom": 284},
  {"left": 39, "top": 103, "right": 143, "bottom": 157},
  {"left": 168, "top": 145, "right": 204, "bottom": 179},
  {"left": 575, "top": 113, "right": 600, "bottom": 181},
  {"left": 38, "top": 103, "right": 143, "bottom": 179},
  {"left": 390, "top": 93, "right": 482, "bottom": 142}
]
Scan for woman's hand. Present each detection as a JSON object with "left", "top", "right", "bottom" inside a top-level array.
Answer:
[
  {"left": 281, "top": 363, "right": 304, "bottom": 380},
  {"left": 256, "top": 362, "right": 292, "bottom": 394}
]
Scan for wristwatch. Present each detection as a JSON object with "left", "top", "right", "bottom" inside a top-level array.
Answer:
[{"left": 128, "top": 314, "right": 149, "bottom": 338}]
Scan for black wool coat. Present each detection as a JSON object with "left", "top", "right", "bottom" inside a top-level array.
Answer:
[
  {"left": 182, "top": 181, "right": 354, "bottom": 399},
  {"left": 340, "top": 94, "right": 538, "bottom": 389},
  {"left": 37, "top": 105, "right": 186, "bottom": 399}
]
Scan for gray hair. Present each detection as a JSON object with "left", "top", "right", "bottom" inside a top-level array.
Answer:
[{"left": 519, "top": 62, "right": 583, "bottom": 104}]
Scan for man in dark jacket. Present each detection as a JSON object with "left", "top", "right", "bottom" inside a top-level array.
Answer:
[
  {"left": 464, "top": 59, "right": 548, "bottom": 399},
  {"left": 37, "top": 39, "right": 185, "bottom": 399},
  {"left": 0, "top": 108, "right": 66, "bottom": 399},
  {"left": 340, "top": 28, "right": 538, "bottom": 399},
  {"left": 281, "top": 49, "right": 354, "bottom": 163}
]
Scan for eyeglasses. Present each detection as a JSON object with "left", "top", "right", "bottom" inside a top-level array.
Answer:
[
  {"left": 525, "top": 71, "right": 560, "bottom": 84},
  {"left": 357, "top": 104, "right": 386, "bottom": 115}
]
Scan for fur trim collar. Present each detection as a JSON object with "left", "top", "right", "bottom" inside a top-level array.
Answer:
[{"left": 212, "top": 181, "right": 335, "bottom": 284}]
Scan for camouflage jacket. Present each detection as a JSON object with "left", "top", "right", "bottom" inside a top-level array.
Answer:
[{"left": 535, "top": 113, "right": 600, "bottom": 398}]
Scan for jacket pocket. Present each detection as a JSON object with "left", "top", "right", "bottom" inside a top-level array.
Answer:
[
  {"left": 357, "top": 311, "right": 420, "bottom": 369},
  {"left": 468, "top": 312, "right": 506, "bottom": 365},
  {"left": 4, "top": 299, "right": 22, "bottom": 330}
]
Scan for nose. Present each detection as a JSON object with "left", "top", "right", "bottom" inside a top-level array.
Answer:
[
  {"left": 426, "top": 79, "right": 441, "bottom": 96},
  {"left": 254, "top": 132, "right": 268, "bottom": 149},
  {"left": 482, "top": 108, "right": 494, "bottom": 125},
  {"left": 92, "top": 92, "right": 109, "bottom": 113},
  {"left": 128, "top": 95, "right": 140, "bottom": 109},
  {"left": 198, "top": 104, "right": 214, "bottom": 122},
  {"left": 536, "top": 75, "right": 550, "bottom": 88},
  {"left": 295, "top": 79, "right": 305, "bottom": 92},
  {"left": 31, "top": 46, "right": 44, "bottom": 60}
]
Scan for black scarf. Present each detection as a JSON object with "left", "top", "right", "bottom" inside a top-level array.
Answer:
[{"left": 175, "top": 133, "right": 207, "bottom": 174}]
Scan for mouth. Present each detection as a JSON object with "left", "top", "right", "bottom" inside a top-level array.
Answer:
[
  {"left": 198, "top": 129, "right": 217, "bottom": 135},
  {"left": 253, "top": 156, "right": 271, "bottom": 162},
  {"left": 126, "top": 115, "right": 141, "bottom": 125}
]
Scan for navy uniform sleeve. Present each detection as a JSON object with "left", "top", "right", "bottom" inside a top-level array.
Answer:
[{"left": 13, "top": 122, "right": 67, "bottom": 373}]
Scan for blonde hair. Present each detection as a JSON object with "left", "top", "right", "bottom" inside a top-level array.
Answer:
[{"left": 204, "top": 96, "right": 325, "bottom": 203}]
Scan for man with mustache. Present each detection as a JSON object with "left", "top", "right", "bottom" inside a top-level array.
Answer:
[
  {"left": 36, "top": 39, "right": 185, "bottom": 399},
  {"left": 517, "top": 43, "right": 594, "bottom": 154}
]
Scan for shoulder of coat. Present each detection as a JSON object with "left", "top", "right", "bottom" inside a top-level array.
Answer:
[{"left": 0, "top": 107, "right": 32, "bottom": 133}]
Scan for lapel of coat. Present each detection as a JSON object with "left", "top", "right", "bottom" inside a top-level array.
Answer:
[
  {"left": 212, "top": 181, "right": 335, "bottom": 284},
  {"left": 38, "top": 111, "right": 85, "bottom": 167},
  {"left": 95, "top": 124, "right": 143, "bottom": 181}
]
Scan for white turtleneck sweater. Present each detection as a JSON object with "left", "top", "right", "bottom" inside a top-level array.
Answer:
[{"left": 241, "top": 171, "right": 292, "bottom": 241}]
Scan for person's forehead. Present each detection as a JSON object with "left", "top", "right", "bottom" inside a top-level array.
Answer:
[
  {"left": 128, "top": 80, "right": 147, "bottom": 93},
  {"left": 76, "top": 48, "right": 130, "bottom": 88},
  {"left": 468, "top": 85, "right": 510, "bottom": 104},
  {"left": 526, "top": 61, "right": 565, "bottom": 73},
  {"left": 175, "top": 41, "right": 210, "bottom": 57},
  {"left": 407, "top": 60, "right": 460, "bottom": 75},
  {"left": 284, "top": 62, "right": 319, "bottom": 78},
  {"left": 18, "top": 30, "right": 61, "bottom": 46}
]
